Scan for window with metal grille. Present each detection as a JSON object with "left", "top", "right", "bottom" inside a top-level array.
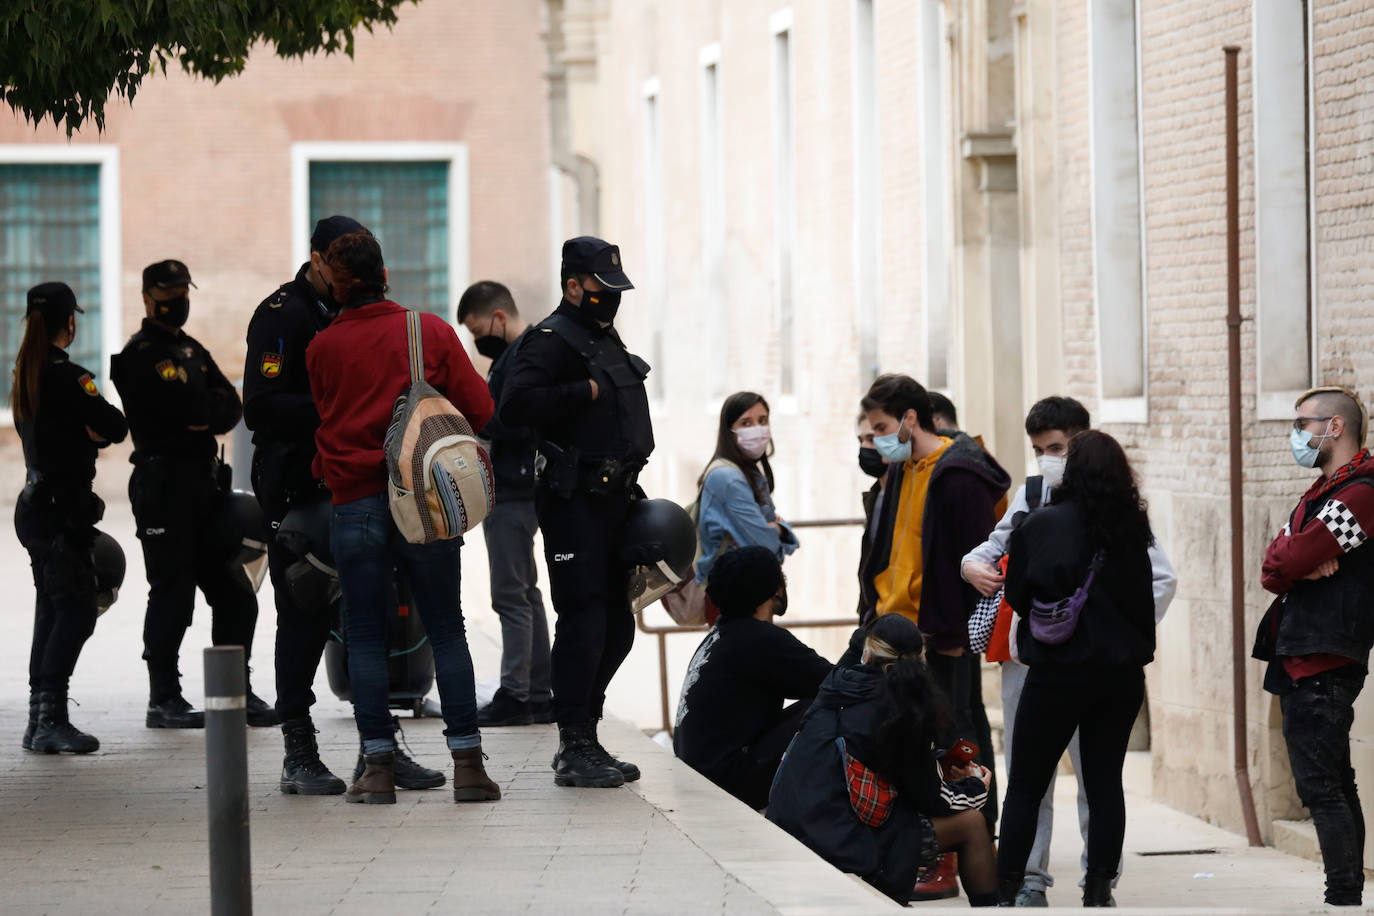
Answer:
[
  {"left": 308, "top": 161, "right": 449, "bottom": 315},
  {"left": 0, "top": 163, "right": 103, "bottom": 405}
]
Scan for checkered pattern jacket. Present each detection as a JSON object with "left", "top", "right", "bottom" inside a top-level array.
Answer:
[{"left": 1258, "top": 452, "right": 1374, "bottom": 665}]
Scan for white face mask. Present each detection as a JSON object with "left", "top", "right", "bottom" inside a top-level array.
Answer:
[
  {"left": 1036, "top": 454, "right": 1066, "bottom": 489},
  {"left": 735, "top": 425, "right": 772, "bottom": 460}
]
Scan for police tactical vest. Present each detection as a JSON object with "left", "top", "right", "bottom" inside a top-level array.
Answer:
[{"left": 541, "top": 313, "right": 654, "bottom": 462}]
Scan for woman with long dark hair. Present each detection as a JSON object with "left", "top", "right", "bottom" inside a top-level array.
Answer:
[
  {"left": 694, "top": 392, "right": 798, "bottom": 586},
  {"left": 767, "top": 614, "right": 1000, "bottom": 906},
  {"left": 306, "top": 231, "right": 500, "bottom": 804},
  {"left": 13, "top": 283, "right": 127, "bottom": 753},
  {"left": 997, "top": 430, "right": 1158, "bottom": 906}
]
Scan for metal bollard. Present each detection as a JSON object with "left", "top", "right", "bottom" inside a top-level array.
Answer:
[{"left": 205, "top": 646, "right": 253, "bottom": 915}]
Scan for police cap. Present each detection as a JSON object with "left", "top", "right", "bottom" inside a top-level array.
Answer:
[
  {"left": 310, "top": 215, "right": 367, "bottom": 253},
  {"left": 142, "top": 259, "right": 197, "bottom": 291},
  {"left": 561, "top": 236, "right": 634, "bottom": 291},
  {"left": 26, "top": 282, "right": 84, "bottom": 328}
]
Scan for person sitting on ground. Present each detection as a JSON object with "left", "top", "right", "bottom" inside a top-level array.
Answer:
[
  {"left": 767, "top": 614, "right": 999, "bottom": 907},
  {"left": 673, "top": 546, "right": 832, "bottom": 809}
]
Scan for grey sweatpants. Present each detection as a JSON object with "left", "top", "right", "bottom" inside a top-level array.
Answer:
[{"left": 482, "top": 496, "right": 551, "bottom": 703}]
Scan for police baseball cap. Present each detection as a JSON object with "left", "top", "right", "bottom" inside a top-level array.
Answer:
[
  {"left": 26, "top": 282, "right": 84, "bottom": 327},
  {"left": 311, "top": 215, "right": 367, "bottom": 253},
  {"left": 142, "top": 259, "right": 196, "bottom": 291},
  {"left": 561, "top": 236, "right": 634, "bottom": 291}
]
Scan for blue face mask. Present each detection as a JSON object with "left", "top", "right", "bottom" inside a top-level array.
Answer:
[
  {"left": 1290, "top": 422, "right": 1333, "bottom": 469},
  {"left": 873, "top": 430, "right": 913, "bottom": 463}
]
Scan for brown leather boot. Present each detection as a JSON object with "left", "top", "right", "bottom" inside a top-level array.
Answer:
[
  {"left": 346, "top": 751, "right": 396, "bottom": 805},
  {"left": 451, "top": 747, "right": 501, "bottom": 802}
]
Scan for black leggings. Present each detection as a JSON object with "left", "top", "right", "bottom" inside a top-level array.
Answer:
[{"left": 998, "top": 666, "right": 1144, "bottom": 881}]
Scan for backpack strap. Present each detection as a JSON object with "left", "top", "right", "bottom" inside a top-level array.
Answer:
[
  {"left": 405, "top": 310, "right": 423, "bottom": 385},
  {"left": 1025, "top": 475, "right": 1044, "bottom": 511}
]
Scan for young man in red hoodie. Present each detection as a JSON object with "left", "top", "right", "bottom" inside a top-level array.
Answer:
[
  {"left": 1255, "top": 386, "right": 1374, "bottom": 908},
  {"left": 306, "top": 231, "right": 498, "bottom": 805}
]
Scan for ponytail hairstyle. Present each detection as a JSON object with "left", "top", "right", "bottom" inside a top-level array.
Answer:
[
  {"left": 323, "top": 231, "right": 387, "bottom": 306},
  {"left": 698, "top": 391, "right": 775, "bottom": 504},
  {"left": 867, "top": 634, "right": 949, "bottom": 779},
  {"left": 10, "top": 310, "right": 54, "bottom": 424}
]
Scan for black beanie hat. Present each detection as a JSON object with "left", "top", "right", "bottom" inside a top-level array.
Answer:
[{"left": 706, "top": 546, "right": 783, "bottom": 619}]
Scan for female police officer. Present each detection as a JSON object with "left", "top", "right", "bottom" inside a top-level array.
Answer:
[{"left": 13, "top": 282, "right": 128, "bottom": 753}]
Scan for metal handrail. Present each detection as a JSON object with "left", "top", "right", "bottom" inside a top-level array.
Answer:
[{"left": 636, "top": 517, "right": 866, "bottom": 735}]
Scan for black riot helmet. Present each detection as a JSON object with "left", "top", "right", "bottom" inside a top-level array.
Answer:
[
  {"left": 277, "top": 495, "right": 339, "bottom": 613},
  {"left": 92, "top": 530, "right": 125, "bottom": 616},
  {"left": 621, "top": 498, "right": 698, "bottom": 613},
  {"left": 206, "top": 490, "right": 270, "bottom": 592}
]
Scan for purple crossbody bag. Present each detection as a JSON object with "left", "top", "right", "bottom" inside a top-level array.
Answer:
[{"left": 1028, "top": 550, "right": 1106, "bottom": 646}]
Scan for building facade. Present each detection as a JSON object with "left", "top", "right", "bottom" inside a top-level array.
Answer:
[{"left": 549, "top": 0, "right": 1374, "bottom": 865}]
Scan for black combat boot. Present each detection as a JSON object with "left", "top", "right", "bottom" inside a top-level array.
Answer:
[
  {"left": 146, "top": 668, "right": 205, "bottom": 728},
  {"left": 1082, "top": 871, "right": 1116, "bottom": 907},
  {"left": 22, "top": 692, "right": 38, "bottom": 750},
  {"left": 280, "top": 717, "right": 346, "bottom": 795},
  {"left": 32, "top": 691, "right": 99, "bottom": 754},
  {"left": 589, "top": 718, "right": 640, "bottom": 782},
  {"left": 245, "top": 687, "right": 281, "bottom": 728},
  {"left": 352, "top": 716, "right": 444, "bottom": 790},
  {"left": 551, "top": 723, "right": 625, "bottom": 788}
]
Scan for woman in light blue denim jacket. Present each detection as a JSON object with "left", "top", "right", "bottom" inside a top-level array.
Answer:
[{"left": 695, "top": 392, "right": 799, "bottom": 585}]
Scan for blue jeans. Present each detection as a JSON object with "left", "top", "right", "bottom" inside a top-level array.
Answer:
[
  {"left": 331, "top": 493, "right": 480, "bottom": 753},
  {"left": 1281, "top": 666, "right": 1367, "bottom": 906}
]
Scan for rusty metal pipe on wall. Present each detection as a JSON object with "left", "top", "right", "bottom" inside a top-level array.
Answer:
[{"left": 1225, "top": 44, "right": 1264, "bottom": 848}]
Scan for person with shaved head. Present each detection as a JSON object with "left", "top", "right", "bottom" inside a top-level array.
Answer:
[{"left": 1254, "top": 385, "right": 1374, "bottom": 908}]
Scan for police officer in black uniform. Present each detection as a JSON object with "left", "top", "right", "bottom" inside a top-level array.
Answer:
[
  {"left": 500, "top": 237, "right": 654, "bottom": 788},
  {"left": 111, "top": 260, "right": 274, "bottom": 728},
  {"left": 13, "top": 282, "right": 127, "bottom": 753},
  {"left": 244, "top": 215, "right": 444, "bottom": 795}
]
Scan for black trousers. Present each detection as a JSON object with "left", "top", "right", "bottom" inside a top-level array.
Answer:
[
  {"left": 131, "top": 458, "right": 258, "bottom": 697},
  {"left": 999, "top": 666, "right": 1144, "bottom": 882},
  {"left": 1281, "top": 666, "right": 1367, "bottom": 906},
  {"left": 715, "top": 698, "right": 811, "bottom": 810},
  {"left": 536, "top": 487, "right": 634, "bottom": 725},
  {"left": 269, "top": 540, "right": 333, "bottom": 722},
  {"left": 17, "top": 499, "right": 98, "bottom": 695}
]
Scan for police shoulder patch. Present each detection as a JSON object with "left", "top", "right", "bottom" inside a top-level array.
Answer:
[
  {"left": 260, "top": 352, "right": 283, "bottom": 378},
  {"left": 77, "top": 373, "right": 99, "bottom": 397},
  {"left": 155, "top": 359, "right": 179, "bottom": 382}
]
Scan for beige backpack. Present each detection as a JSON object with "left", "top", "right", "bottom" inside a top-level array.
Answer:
[{"left": 384, "top": 310, "right": 494, "bottom": 543}]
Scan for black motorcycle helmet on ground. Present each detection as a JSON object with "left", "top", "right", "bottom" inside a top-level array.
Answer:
[{"left": 621, "top": 497, "right": 697, "bottom": 613}]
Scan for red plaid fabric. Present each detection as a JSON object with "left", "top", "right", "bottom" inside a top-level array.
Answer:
[
  {"left": 845, "top": 750, "right": 899, "bottom": 827},
  {"left": 1310, "top": 449, "right": 1373, "bottom": 503}
]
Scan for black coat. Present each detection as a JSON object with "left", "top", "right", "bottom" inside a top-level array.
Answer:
[
  {"left": 766, "top": 663, "right": 986, "bottom": 904},
  {"left": 1005, "top": 502, "right": 1156, "bottom": 670}
]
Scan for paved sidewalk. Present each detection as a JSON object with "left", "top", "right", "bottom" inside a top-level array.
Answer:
[{"left": 0, "top": 499, "right": 1363, "bottom": 913}]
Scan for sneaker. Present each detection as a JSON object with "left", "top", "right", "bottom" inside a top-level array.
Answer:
[
  {"left": 246, "top": 692, "right": 281, "bottom": 727},
  {"left": 477, "top": 687, "right": 535, "bottom": 727},
  {"left": 146, "top": 695, "right": 205, "bottom": 729},
  {"left": 1015, "top": 887, "right": 1048, "bottom": 907}
]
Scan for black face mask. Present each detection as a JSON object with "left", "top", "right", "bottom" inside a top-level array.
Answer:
[
  {"left": 582, "top": 287, "right": 621, "bottom": 323},
  {"left": 154, "top": 295, "right": 190, "bottom": 329},
  {"left": 859, "top": 446, "right": 886, "bottom": 479},
  {"left": 474, "top": 315, "right": 508, "bottom": 360},
  {"left": 773, "top": 589, "right": 788, "bottom": 617}
]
